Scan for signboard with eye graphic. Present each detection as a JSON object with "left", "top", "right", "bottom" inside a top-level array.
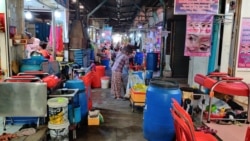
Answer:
[
  {"left": 184, "top": 14, "right": 213, "bottom": 56},
  {"left": 237, "top": 18, "right": 250, "bottom": 69}
]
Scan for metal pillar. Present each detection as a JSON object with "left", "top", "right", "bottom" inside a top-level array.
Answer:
[
  {"left": 5, "top": 0, "right": 11, "bottom": 77},
  {"left": 159, "top": 0, "right": 167, "bottom": 77},
  {"left": 86, "top": 0, "right": 108, "bottom": 35},
  {"left": 51, "top": 10, "right": 56, "bottom": 59}
]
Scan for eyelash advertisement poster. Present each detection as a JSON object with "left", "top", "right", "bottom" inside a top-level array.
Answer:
[
  {"left": 184, "top": 14, "right": 213, "bottom": 57},
  {"left": 237, "top": 18, "right": 250, "bottom": 68}
]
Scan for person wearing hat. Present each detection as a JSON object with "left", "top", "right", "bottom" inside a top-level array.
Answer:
[{"left": 111, "top": 45, "right": 133, "bottom": 100}]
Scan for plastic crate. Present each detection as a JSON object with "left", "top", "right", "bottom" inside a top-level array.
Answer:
[
  {"left": 130, "top": 88, "right": 146, "bottom": 102},
  {"left": 88, "top": 115, "right": 100, "bottom": 126}
]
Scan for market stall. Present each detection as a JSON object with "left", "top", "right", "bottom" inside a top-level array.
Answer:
[{"left": 0, "top": 81, "right": 47, "bottom": 130}]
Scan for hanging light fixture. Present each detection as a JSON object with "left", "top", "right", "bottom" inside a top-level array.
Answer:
[
  {"left": 79, "top": 3, "right": 84, "bottom": 9},
  {"left": 54, "top": 4, "right": 61, "bottom": 18},
  {"left": 25, "top": 10, "right": 32, "bottom": 20},
  {"left": 54, "top": 10, "right": 61, "bottom": 18}
]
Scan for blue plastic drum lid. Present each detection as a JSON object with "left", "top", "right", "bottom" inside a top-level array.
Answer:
[
  {"left": 143, "top": 79, "right": 182, "bottom": 141},
  {"left": 149, "top": 79, "right": 179, "bottom": 88},
  {"left": 134, "top": 52, "right": 144, "bottom": 65},
  {"left": 65, "top": 80, "right": 85, "bottom": 91}
]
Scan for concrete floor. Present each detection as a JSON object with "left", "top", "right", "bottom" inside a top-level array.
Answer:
[
  {"left": 75, "top": 78, "right": 188, "bottom": 141},
  {"left": 75, "top": 88, "right": 145, "bottom": 141}
]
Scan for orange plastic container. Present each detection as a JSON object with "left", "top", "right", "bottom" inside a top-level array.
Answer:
[
  {"left": 91, "top": 65, "right": 105, "bottom": 88},
  {"left": 80, "top": 71, "right": 93, "bottom": 87},
  {"left": 96, "top": 65, "right": 105, "bottom": 77},
  {"left": 130, "top": 88, "right": 146, "bottom": 102},
  {"left": 80, "top": 71, "right": 94, "bottom": 110}
]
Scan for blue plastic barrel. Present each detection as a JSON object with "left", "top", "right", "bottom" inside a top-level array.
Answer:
[
  {"left": 65, "top": 80, "right": 85, "bottom": 91},
  {"left": 65, "top": 80, "right": 88, "bottom": 120},
  {"left": 145, "top": 70, "right": 153, "bottom": 79},
  {"left": 134, "top": 52, "right": 144, "bottom": 65},
  {"left": 101, "top": 59, "right": 110, "bottom": 70},
  {"left": 143, "top": 79, "right": 182, "bottom": 141},
  {"left": 68, "top": 104, "right": 81, "bottom": 123},
  {"left": 22, "top": 58, "right": 47, "bottom": 65},
  {"left": 146, "top": 53, "right": 158, "bottom": 71},
  {"left": 20, "top": 64, "right": 41, "bottom": 72}
]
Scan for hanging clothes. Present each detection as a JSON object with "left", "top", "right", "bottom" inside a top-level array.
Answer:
[
  {"left": 56, "top": 26, "right": 63, "bottom": 53},
  {"left": 48, "top": 25, "right": 64, "bottom": 54}
]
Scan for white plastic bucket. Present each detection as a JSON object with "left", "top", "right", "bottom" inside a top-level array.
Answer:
[
  {"left": 64, "top": 50, "right": 69, "bottom": 62},
  {"left": 48, "top": 97, "right": 69, "bottom": 124},
  {"left": 101, "top": 76, "right": 110, "bottom": 89},
  {"left": 48, "top": 121, "right": 69, "bottom": 141}
]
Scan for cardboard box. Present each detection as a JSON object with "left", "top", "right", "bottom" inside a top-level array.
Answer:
[{"left": 88, "top": 115, "right": 100, "bottom": 126}]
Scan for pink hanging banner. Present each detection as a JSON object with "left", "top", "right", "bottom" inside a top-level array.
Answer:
[
  {"left": 174, "top": 0, "right": 219, "bottom": 15},
  {"left": 184, "top": 14, "right": 213, "bottom": 57},
  {"left": 237, "top": 18, "right": 250, "bottom": 68},
  {"left": 0, "top": 13, "right": 5, "bottom": 32}
]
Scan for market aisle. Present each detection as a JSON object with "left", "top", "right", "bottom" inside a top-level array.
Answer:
[{"left": 76, "top": 88, "right": 146, "bottom": 141}]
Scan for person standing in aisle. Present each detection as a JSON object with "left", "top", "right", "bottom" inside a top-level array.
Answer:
[{"left": 111, "top": 45, "right": 133, "bottom": 100}]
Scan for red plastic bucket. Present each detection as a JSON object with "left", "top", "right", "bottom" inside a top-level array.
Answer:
[{"left": 91, "top": 65, "right": 105, "bottom": 88}]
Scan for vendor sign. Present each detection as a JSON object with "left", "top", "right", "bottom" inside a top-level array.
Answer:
[
  {"left": 237, "top": 18, "right": 250, "bottom": 68},
  {"left": 100, "top": 26, "right": 112, "bottom": 47},
  {"left": 174, "top": 0, "right": 219, "bottom": 15},
  {"left": 184, "top": 14, "right": 213, "bottom": 57}
]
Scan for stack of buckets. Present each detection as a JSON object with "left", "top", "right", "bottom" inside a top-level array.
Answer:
[
  {"left": 73, "top": 49, "right": 84, "bottom": 67},
  {"left": 47, "top": 97, "right": 70, "bottom": 141}
]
